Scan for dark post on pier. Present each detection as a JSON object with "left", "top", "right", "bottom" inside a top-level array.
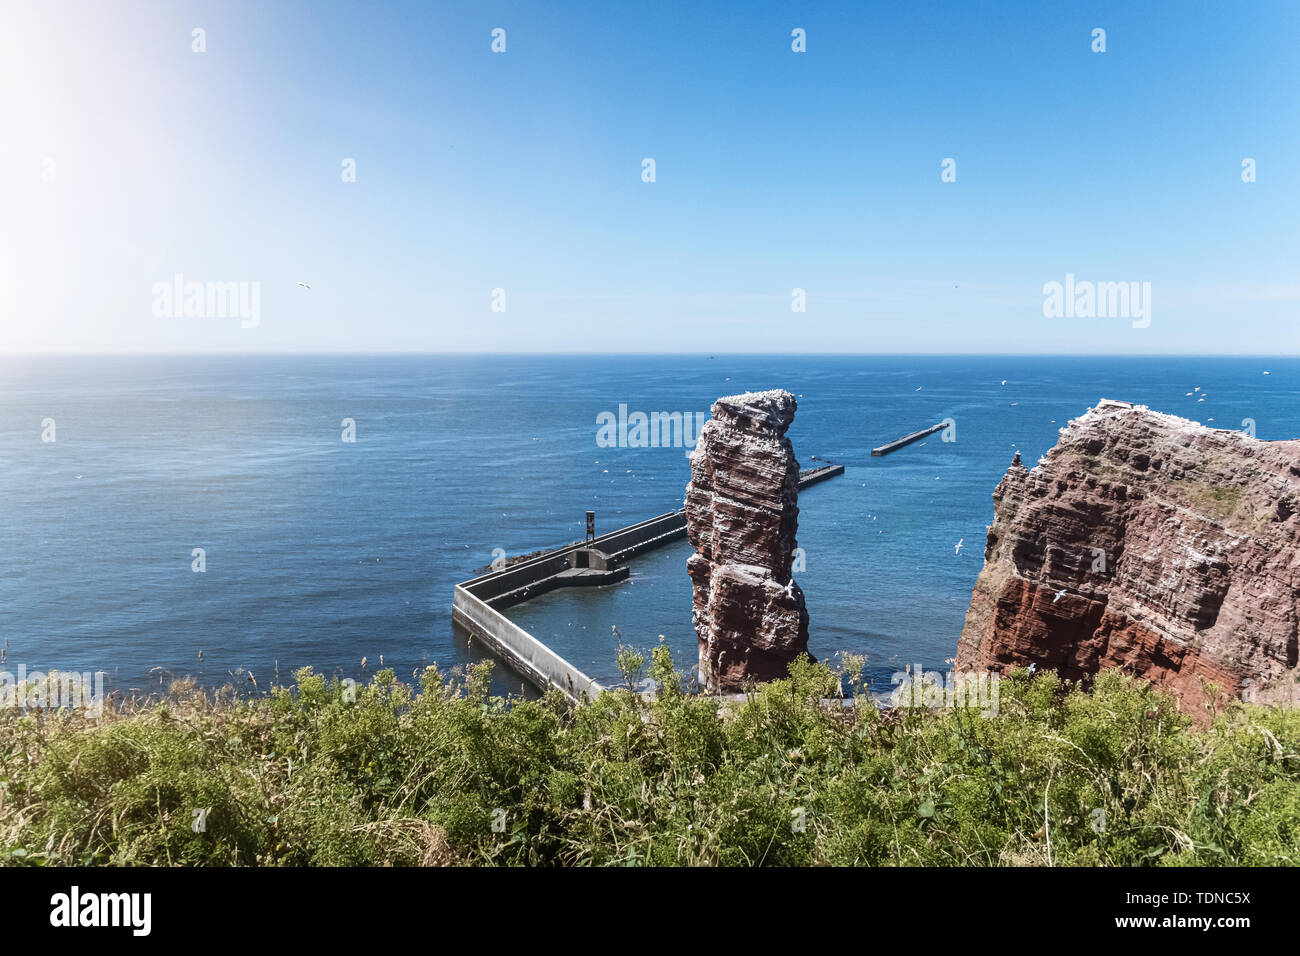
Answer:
[
  {"left": 585, "top": 510, "right": 596, "bottom": 542},
  {"left": 872, "top": 422, "right": 948, "bottom": 456}
]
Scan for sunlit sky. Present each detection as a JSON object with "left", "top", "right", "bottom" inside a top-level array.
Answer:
[{"left": 1, "top": 0, "right": 1297, "bottom": 353}]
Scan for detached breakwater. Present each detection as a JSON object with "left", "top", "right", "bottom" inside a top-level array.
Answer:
[{"left": 872, "top": 422, "right": 948, "bottom": 456}]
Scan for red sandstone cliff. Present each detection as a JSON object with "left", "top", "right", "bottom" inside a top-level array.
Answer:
[
  {"left": 957, "top": 399, "right": 1300, "bottom": 718},
  {"left": 686, "top": 390, "right": 810, "bottom": 691}
]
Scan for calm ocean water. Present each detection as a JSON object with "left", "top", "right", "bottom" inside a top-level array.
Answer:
[{"left": 2, "top": 354, "right": 1296, "bottom": 698}]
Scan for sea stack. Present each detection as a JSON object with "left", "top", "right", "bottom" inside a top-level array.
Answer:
[
  {"left": 957, "top": 399, "right": 1300, "bottom": 719},
  {"left": 685, "top": 389, "right": 811, "bottom": 691}
]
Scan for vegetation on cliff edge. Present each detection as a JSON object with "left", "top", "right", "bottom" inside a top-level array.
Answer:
[{"left": 1, "top": 649, "right": 1297, "bottom": 866}]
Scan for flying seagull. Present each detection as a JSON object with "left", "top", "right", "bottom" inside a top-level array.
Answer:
[
  {"left": 297, "top": 281, "right": 311, "bottom": 290},
  {"left": 954, "top": 538, "right": 964, "bottom": 555},
  {"left": 1053, "top": 588, "right": 1067, "bottom": 603}
]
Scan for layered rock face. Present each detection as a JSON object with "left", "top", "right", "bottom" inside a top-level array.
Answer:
[
  {"left": 957, "top": 399, "right": 1300, "bottom": 719},
  {"left": 686, "top": 390, "right": 810, "bottom": 691}
]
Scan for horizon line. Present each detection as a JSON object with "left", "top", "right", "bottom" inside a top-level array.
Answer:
[{"left": 2, "top": 350, "right": 1298, "bottom": 359}]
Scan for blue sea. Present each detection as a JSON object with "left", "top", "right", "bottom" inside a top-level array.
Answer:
[{"left": 2, "top": 355, "right": 1296, "bottom": 698}]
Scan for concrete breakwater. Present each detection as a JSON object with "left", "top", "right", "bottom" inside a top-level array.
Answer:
[
  {"left": 451, "top": 463, "right": 844, "bottom": 701},
  {"left": 871, "top": 422, "right": 948, "bottom": 456}
]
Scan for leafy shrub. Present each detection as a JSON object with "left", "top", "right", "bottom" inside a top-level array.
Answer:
[{"left": 1, "top": 654, "right": 1297, "bottom": 866}]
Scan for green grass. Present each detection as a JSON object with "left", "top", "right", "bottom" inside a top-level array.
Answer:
[
  {"left": 1, "top": 648, "right": 1297, "bottom": 866},
  {"left": 1178, "top": 479, "right": 1247, "bottom": 520}
]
